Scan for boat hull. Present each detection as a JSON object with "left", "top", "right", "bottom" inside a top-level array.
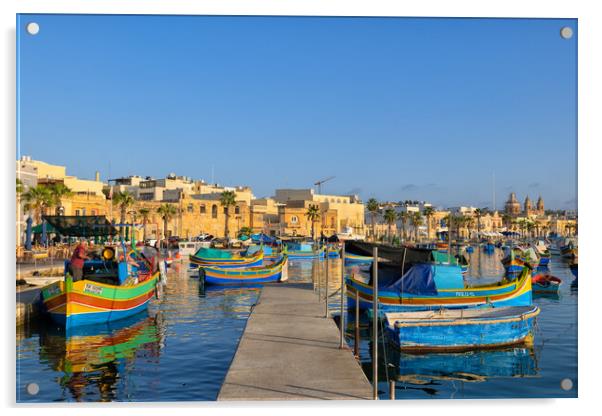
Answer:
[
  {"left": 287, "top": 250, "right": 325, "bottom": 260},
  {"left": 39, "top": 274, "right": 160, "bottom": 328},
  {"left": 346, "top": 268, "right": 533, "bottom": 314},
  {"left": 189, "top": 251, "right": 263, "bottom": 268},
  {"left": 386, "top": 305, "right": 540, "bottom": 352},
  {"left": 200, "top": 257, "right": 288, "bottom": 285},
  {"left": 344, "top": 253, "right": 374, "bottom": 264}
]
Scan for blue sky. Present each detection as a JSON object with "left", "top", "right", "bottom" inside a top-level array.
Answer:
[{"left": 17, "top": 15, "right": 577, "bottom": 209}]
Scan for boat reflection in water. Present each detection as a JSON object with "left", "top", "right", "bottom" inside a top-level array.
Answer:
[
  {"left": 389, "top": 346, "right": 539, "bottom": 386},
  {"left": 37, "top": 312, "right": 164, "bottom": 402}
]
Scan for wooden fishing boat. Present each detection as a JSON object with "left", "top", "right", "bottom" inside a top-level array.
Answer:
[
  {"left": 286, "top": 247, "right": 325, "bottom": 260},
  {"left": 532, "top": 273, "right": 562, "bottom": 294},
  {"left": 37, "top": 216, "right": 163, "bottom": 328},
  {"left": 560, "top": 238, "right": 578, "bottom": 259},
  {"left": 189, "top": 247, "right": 263, "bottom": 268},
  {"left": 501, "top": 248, "right": 538, "bottom": 280},
  {"left": 532, "top": 241, "right": 551, "bottom": 266},
  {"left": 39, "top": 247, "right": 162, "bottom": 328},
  {"left": 385, "top": 305, "right": 540, "bottom": 352},
  {"left": 199, "top": 255, "right": 289, "bottom": 285},
  {"left": 346, "top": 263, "right": 533, "bottom": 314},
  {"left": 436, "top": 242, "right": 449, "bottom": 253},
  {"left": 345, "top": 252, "right": 374, "bottom": 264},
  {"left": 327, "top": 245, "right": 341, "bottom": 258}
]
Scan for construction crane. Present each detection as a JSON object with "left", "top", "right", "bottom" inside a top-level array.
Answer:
[{"left": 314, "top": 176, "right": 335, "bottom": 194}]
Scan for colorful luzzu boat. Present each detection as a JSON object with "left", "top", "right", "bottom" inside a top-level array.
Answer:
[
  {"left": 346, "top": 263, "right": 533, "bottom": 314},
  {"left": 199, "top": 255, "right": 289, "bottom": 285},
  {"left": 39, "top": 247, "right": 162, "bottom": 328},
  {"left": 284, "top": 248, "right": 324, "bottom": 260},
  {"left": 385, "top": 305, "right": 540, "bottom": 352},
  {"left": 345, "top": 252, "right": 374, "bottom": 264},
  {"left": 189, "top": 247, "right": 263, "bottom": 268},
  {"left": 501, "top": 247, "right": 538, "bottom": 280},
  {"left": 532, "top": 241, "right": 551, "bottom": 267},
  {"left": 531, "top": 273, "right": 562, "bottom": 294},
  {"left": 327, "top": 245, "right": 341, "bottom": 258}
]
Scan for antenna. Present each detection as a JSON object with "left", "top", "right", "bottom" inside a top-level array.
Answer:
[
  {"left": 314, "top": 176, "right": 335, "bottom": 194},
  {"left": 492, "top": 171, "right": 496, "bottom": 212}
]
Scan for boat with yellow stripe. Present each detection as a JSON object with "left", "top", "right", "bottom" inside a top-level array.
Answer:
[
  {"left": 37, "top": 216, "right": 164, "bottom": 328},
  {"left": 199, "top": 255, "right": 288, "bottom": 285},
  {"left": 189, "top": 247, "right": 263, "bottom": 268},
  {"left": 39, "top": 245, "right": 163, "bottom": 328},
  {"left": 346, "top": 263, "right": 533, "bottom": 314}
]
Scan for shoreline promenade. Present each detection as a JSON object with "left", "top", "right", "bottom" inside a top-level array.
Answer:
[{"left": 218, "top": 282, "right": 372, "bottom": 401}]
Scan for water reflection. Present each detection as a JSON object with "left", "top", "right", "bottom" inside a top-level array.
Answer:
[{"left": 35, "top": 312, "right": 163, "bottom": 402}]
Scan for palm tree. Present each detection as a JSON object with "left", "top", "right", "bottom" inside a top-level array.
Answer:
[
  {"left": 502, "top": 213, "right": 512, "bottom": 231},
  {"left": 112, "top": 190, "right": 135, "bottom": 237},
  {"left": 383, "top": 208, "right": 397, "bottom": 243},
  {"left": 411, "top": 212, "right": 423, "bottom": 241},
  {"left": 423, "top": 207, "right": 435, "bottom": 241},
  {"left": 474, "top": 208, "right": 484, "bottom": 239},
  {"left": 305, "top": 204, "right": 321, "bottom": 240},
  {"left": 398, "top": 211, "right": 409, "bottom": 241},
  {"left": 366, "top": 198, "right": 379, "bottom": 241},
  {"left": 464, "top": 217, "right": 475, "bottom": 239},
  {"left": 157, "top": 203, "right": 177, "bottom": 239},
  {"left": 219, "top": 190, "right": 237, "bottom": 239},
  {"left": 16, "top": 178, "right": 24, "bottom": 195},
  {"left": 22, "top": 185, "right": 52, "bottom": 223},
  {"left": 138, "top": 208, "right": 151, "bottom": 241},
  {"left": 47, "top": 183, "right": 73, "bottom": 215}
]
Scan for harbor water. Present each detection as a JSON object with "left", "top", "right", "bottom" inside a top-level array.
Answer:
[
  {"left": 16, "top": 264, "right": 260, "bottom": 402},
  {"left": 338, "top": 247, "right": 578, "bottom": 399},
  {"left": 16, "top": 247, "right": 578, "bottom": 401}
]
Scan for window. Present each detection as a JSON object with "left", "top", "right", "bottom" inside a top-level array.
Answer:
[
  {"left": 187, "top": 204, "right": 193, "bottom": 213},
  {"left": 290, "top": 215, "right": 298, "bottom": 224},
  {"left": 91, "top": 210, "right": 96, "bottom": 215},
  {"left": 200, "top": 204, "right": 206, "bottom": 214},
  {"left": 212, "top": 205, "right": 217, "bottom": 218},
  {"left": 82, "top": 208, "right": 86, "bottom": 216},
  {"left": 235, "top": 206, "right": 240, "bottom": 215},
  {"left": 75, "top": 209, "right": 80, "bottom": 216}
]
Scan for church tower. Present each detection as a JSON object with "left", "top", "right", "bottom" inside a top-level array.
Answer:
[
  {"left": 505, "top": 193, "right": 521, "bottom": 217},
  {"left": 524, "top": 196, "right": 532, "bottom": 216},
  {"left": 536, "top": 196, "right": 544, "bottom": 216}
]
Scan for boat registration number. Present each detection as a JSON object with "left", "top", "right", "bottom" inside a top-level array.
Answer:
[
  {"left": 455, "top": 291, "right": 475, "bottom": 297},
  {"left": 84, "top": 284, "right": 103, "bottom": 295},
  {"left": 44, "top": 285, "right": 60, "bottom": 297}
]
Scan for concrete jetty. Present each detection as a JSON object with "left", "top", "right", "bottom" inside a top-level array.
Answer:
[{"left": 218, "top": 283, "right": 373, "bottom": 401}]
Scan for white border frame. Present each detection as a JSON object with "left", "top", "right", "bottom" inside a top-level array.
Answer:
[{"left": 2, "top": 1, "right": 599, "bottom": 415}]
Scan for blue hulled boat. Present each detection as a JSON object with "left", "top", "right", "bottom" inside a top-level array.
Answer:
[{"left": 385, "top": 305, "right": 540, "bottom": 351}]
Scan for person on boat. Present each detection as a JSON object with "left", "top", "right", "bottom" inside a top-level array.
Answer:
[{"left": 69, "top": 239, "right": 89, "bottom": 282}]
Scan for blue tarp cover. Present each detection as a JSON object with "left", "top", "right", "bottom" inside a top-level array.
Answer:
[
  {"left": 383, "top": 263, "right": 438, "bottom": 295},
  {"left": 251, "top": 233, "right": 277, "bottom": 244}
]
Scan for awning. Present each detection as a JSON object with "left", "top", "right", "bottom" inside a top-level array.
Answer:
[
  {"left": 31, "top": 223, "right": 57, "bottom": 234},
  {"left": 42, "top": 215, "right": 118, "bottom": 237}
]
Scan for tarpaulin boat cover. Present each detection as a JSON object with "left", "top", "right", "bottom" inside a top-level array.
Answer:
[
  {"left": 345, "top": 240, "right": 433, "bottom": 265},
  {"left": 42, "top": 215, "right": 118, "bottom": 237},
  {"left": 383, "top": 263, "right": 438, "bottom": 295},
  {"left": 246, "top": 245, "right": 272, "bottom": 256},
  {"left": 251, "top": 233, "right": 277, "bottom": 244},
  {"left": 193, "top": 247, "right": 233, "bottom": 259},
  {"left": 366, "top": 262, "right": 464, "bottom": 294}
]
